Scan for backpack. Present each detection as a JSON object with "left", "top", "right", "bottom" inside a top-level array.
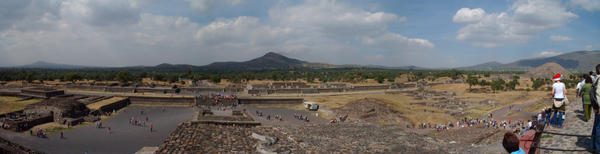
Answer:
[{"left": 592, "top": 79, "right": 599, "bottom": 106}]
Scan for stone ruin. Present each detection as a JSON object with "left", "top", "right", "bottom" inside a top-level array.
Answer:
[
  {"left": 20, "top": 88, "right": 65, "bottom": 99},
  {"left": 0, "top": 98, "right": 93, "bottom": 132},
  {"left": 24, "top": 98, "right": 90, "bottom": 123}
]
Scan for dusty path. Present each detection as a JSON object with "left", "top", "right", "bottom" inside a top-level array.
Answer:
[{"left": 488, "top": 97, "right": 542, "bottom": 121}]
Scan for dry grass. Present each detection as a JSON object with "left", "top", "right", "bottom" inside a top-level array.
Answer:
[
  {"left": 304, "top": 93, "right": 456, "bottom": 126},
  {"left": 0, "top": 96, "right": 41, "bottom": 114},
  {"left": 86, "top": 97, "right": 126, "bottom": 110},
  {"left": 306, "top": 83, "right": 563, "bottom": 126}
]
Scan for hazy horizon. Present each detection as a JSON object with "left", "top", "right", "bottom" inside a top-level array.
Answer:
[{"left": 0, "top": 0, "right": 599, "bottom": 68}]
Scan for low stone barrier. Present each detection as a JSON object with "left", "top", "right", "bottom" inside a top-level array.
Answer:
[
  {"left": 237, "top": 98, "right": 303, "bottom": 104},
  {"left": 127, "top": 96, "right": 196, "bottom": 106}
]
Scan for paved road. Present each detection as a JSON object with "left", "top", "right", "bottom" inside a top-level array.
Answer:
[{"left": 0, "top": 106, "right": 194, "bottom": 154}]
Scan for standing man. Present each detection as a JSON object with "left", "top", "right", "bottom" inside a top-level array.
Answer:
[
  {"left": 591, "top": 64, "right": 600, "bottom": 152},
  {"left": 551, "top": 73, "right": 567, "bottom": 128},
  {"left": 150, "top": 124, "right": 153, "bottom": 132}
]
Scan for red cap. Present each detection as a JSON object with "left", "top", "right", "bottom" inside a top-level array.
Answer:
[{"left": 553, "top": 73, "right": 561, "bottom": 80}]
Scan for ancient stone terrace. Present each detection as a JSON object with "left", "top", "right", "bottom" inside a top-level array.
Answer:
[{"left": 20, "top": 88, "right": 64, "bottom": 99}]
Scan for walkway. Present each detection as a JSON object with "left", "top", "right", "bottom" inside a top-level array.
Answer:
[{"left": 540, "top": 98, "right": 593, "bottom": 153}]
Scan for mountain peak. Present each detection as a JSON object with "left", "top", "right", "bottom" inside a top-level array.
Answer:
[{"left": 262, "top": 52, "right": 286, "bottom": 58}]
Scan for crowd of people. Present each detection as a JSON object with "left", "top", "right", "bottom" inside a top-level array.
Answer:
[{"left": 417, "top": 117, "right": 537, "bottom": 135}]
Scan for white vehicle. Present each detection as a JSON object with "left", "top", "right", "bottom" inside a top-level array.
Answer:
[{"left": 303, "top": 101, "right": 319, "bottom": 111}]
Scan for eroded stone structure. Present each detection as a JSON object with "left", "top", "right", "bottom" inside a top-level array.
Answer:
[{"left": 20, "top": 88, "right": 64, "bottom": 98}]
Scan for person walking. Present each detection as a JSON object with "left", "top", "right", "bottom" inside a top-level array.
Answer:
[
  {"left": 551, "top": 73, "right": 567, "bottom": 128},
  {"left": 578, "top": 75, "right": 587, "bottom": 111},
  {"left": 578, "top": 75, "right": 593, "bottom": 122},
  {"left": 591, "top": 64, "right": 600, "bottom": 152},
  {"left": 150, "top": 124, "right": 153, "bottom": 132},
  {"left": 60, "top": 131, "right": 64, "bottom": 139}
]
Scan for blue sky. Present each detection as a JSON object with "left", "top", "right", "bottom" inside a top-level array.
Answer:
[{"left": 0, "top": 0, "right": 598, "bottom": 68}]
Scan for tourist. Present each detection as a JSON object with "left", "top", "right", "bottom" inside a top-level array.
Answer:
[
  {"left": 502, "top": 132, "right": 525, "bottom": 153},
  {"left": 578, "top": 75, "right": 587, "bottom": 113},
  {"left": 591, "top": 64, "right": 600, "bottom": 152},
  {"left": 107, "top": 127, "right": 111, "bottom": 134},
  {"left": 150, "top": 124, "right": 153, "bottom": 132},
  {"left": 60, "top": 131, "right": 64, "bottom": 139},
  {"left": 551, "top": 73, "right": 567, "bottom": 128},
  {"left": 579, "top": 75, "right": 594, "bottom": 121}
]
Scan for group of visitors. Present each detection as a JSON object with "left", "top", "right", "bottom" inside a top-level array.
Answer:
[
  {"left": 294, "top": 113, "right": 309, "bottom": 122},
  {"left": 255, "top": 110, "right": 284, "bottom": 121},
  {"left": 418, "top": 117, "right": 536, "bottom": 134},
  {"left": 329, "top": 115, "right": 347, "bottom": 124}
]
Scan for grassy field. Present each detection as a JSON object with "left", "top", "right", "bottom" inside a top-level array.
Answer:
[{"left": 0, "top": 96, "right": 41, "bottom": 114}]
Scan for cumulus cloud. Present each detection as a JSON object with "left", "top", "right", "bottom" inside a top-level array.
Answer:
[
  {"left": 569, "top": 0, "right": 600, "bottom": 11},
  {"left": 453, "top": 0, "right": 578, "bottom": 48},
  {"left": 185, "top": 0, "right": 245, "bottom": 13},
  {"left": 549, "top": 35, "right": 573, "bottom": 42},
  {"left": 0, "top": 0, "right": 434, "bottom": 67},
  {"left": 453, "top": 8, "right": 485, "bottom": 23},
  {"left": 535, "top": 51, "right": 563, "bottom": 57}
]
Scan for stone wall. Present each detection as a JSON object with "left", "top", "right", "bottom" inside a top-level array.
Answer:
[
  {"left": 20, "top": 88, "right": 64, "bottom": 98},
  {"left": 2, "top": 114, "right": 53, "bottom": 132},
  {"left": 237, "top": 98, "right": 303, "bottom": 104},
  {"left": 127, "top": 96, "right": 196, "bottom": 106},
  {"left": 96, "top": 98, "right": 130, "bottom": 114}
]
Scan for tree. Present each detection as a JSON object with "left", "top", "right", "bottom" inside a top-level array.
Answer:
[
  {"left": 466, "top": 75, "right": 479, "bottom": 90},
  {"left": 490, "top": 79, "right": 505, "bottom": 92},
  {"left": 505, "top": 76, "right": 520, "bottom": 90},
  {"left": 63, "top": 72, "right": 82, "bottom": 83},
  {"left": 531, "top": 78, "right": 545, "bottom": 90},
  {"left": 24, "top": 71, "right": 35, "bottom": 83},
  {"left": 116, "top": 71, "right": 134, "bottom": 83},
  {"left": 209, "top": 74, "right": 221, "bottom": 83},
  {"left": 374, "top": 73, "right": 385, "bottom": 83}
]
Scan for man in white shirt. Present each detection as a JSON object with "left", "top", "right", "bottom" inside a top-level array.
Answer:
[{"left": 551, "top": 73, "right": 566, "bottom": 128}]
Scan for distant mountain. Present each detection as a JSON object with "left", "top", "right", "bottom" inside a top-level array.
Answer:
[
  {"left": 460, "top": 50, "right": 600, "bottom": 72},
  {"left": 198, "top": 52, "right": 315, "bottom": 71},
  {"left": 13, "top": 61, "right": 91, "bottom": 69}
]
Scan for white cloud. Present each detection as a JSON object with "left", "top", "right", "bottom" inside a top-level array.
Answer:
[
  {"left": 362, "top": 33, "right": 434, "bottom": 51},
  {"left": 453, "top": 0, "right": 578, "bottom": 48},
  {"left": 535, "top": 51, "right": 563, "bottom": 57},
  {"left": 584, "top": 45, "right": 594, "bottom": 50},
  {"left": 569, "top": 0, "right": 600, "bottom": 11},
  {"left": 549, "top": 35, "right": 573, "bottom": 42},
  {"left": 185, "top": 0, "right": 245, "bottom": 13},
  {"left": 0, "top": 0, "right": 435, "bottom": 67},
  {"left": 453, "top": 8, "right": 485, "bottom": 23}
]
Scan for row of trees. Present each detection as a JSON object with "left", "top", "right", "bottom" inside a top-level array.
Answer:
[
  {"left": 467, "top": 73, "right": 585, "bottom": 92},
  {"left": 466, "top": 75, "right": 521, "bottom": 92},
  {"left": 0, "top": 68, "right": 505, "bottom": 84}
]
